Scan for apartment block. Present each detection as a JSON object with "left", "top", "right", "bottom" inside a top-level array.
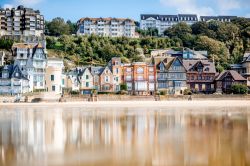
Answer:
[
  {"left": 0, "top": 5, "right": 44, "bottom": 41},
  {"left": 200, "top": 16, "right": 237, "bottom": 22},
  {"left": 77, "top": 17, "right": 136, "bottom": 38},
  {"left": 140, "top": 14, "right": 198, "bottom": 35}
]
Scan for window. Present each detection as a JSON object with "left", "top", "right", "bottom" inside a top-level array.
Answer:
[
  {"left": 126, "top": 68, "right": 132, "bottom": 72},
  {"left": 149, "top": 75, "right": 154, "bottom": 81},
  {"left": 137, "top": 75, "right": 143, "bottom": 80},
  {"left": 86, "top": 82, "right": 89, "bottom": 87},
  {"left": 62, "top": 79, "right": 64, "bottom": 85},
  {"left": 159, "top": 63, "right": 165, "bottom": 71},
  {"left": 116, "top": 68, "right": 119, "bottom": 74},
  {"left": 126, "top": 75, "right": 132, "bottom": 81},
  {"left": 51, "top": 75, "right": 54, "bottom": 81},
  {"left": 149, "top": 67, "right": 154, "bottom": 72},
  {"left": 137, "top": 67, "right": 144, "bottom": 74},
  {"left": 52, "top": 85, "right": 56, "bottom": 91},
  {"left": 15, "top": 73, "right": 19, "bottom": 77},
  {"left": 105, "top": 76, "right": 109, "bottom": 82},
  {"left": 86, "top": 75, "right": 89, "bottom": 79},
  {"left": 116, "top": 77, "right": 119, "bottom": 82}
]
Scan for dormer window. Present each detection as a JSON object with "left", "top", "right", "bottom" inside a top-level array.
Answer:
[
  {"left": 159, "top": 63, "right": 165, "bottom": 71},
  {"left": 15, "top": 73, "right": 19, "bottom": 77},
  {"left": 204, "top": 67, "right": 209, "bottom": 72}
]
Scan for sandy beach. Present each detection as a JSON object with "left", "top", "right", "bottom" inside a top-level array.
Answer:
[{"left": 0, "top": 100, "right": 250, "bottom": 108}]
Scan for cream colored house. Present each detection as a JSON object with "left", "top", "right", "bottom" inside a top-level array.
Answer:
[
  {"left": 45, "top": 58, "right": 64, "bottom": 94},
  {"left": 78, "top": 67, "right": 94, "bottom": 94}
]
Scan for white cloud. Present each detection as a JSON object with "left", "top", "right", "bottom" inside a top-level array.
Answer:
[
  {"left": 3, "top": 4, "right": 14, "bottom": 9},
  {"left": 159, "top": 0, "right": 215, "bottom": 16},
  {"left": 217, "top": 0, "right": 240, "bottom": 14},
  {"left": 2, "top": 0, "right": 43, "bottom": 9},
  {"left": 15, "top": 0, "right": 43, "bottom": 6}
]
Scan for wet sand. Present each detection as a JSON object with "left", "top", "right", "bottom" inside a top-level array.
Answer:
[{"left": 0, "top": 100, "right": 250, "bottom": 108}]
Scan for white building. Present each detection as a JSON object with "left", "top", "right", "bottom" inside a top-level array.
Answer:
[
  {"left": 12, "top": 43, "right": 47, "bottom": 92},
  {"left": 77, "top": 17, "right": 136, "bottom": 38},
  {"left": 0, "top": 5, "right": 44, "bottom": 41},
  {"left": 45, "top": 58, "right": 64, "bottom": 94},
  {"left": 140, "top": 14, "right": 198, "bottom": 35},
  {"left": 200, "top": 16, "right": 237, "bottom": 22},
  {"left": 0, "top": 51, "right": 5, "bottom": 66}
]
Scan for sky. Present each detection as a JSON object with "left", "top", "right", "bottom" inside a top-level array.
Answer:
[{"left": 1, "top": 0, "right": 250, "bottom": 22}]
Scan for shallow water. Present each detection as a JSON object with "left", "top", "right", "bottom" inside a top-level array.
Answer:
[{"left": 0, "top": 106, "right": 250, "bottom": 166}]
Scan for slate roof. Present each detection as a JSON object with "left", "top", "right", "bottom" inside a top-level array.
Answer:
[
  {"left": 141, "top": 14, "right": 198, "bottom": 21},
  {"left": 216, "top": 70, "right": 246, "bottom": 81},
  {"left": 183, "top": 60, "right": 216, "bottom": 73},
  {"left": 0, "top": 63, "right": 28, "bottom": 80}
]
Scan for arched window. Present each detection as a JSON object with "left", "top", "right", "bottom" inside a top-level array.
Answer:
[{"left": 137, "top": 67, "right": 144, "bottom": 74}]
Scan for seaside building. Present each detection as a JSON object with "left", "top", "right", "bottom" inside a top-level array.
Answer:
[
  {"left": 99, "top": 66, "right": 115, "bottom": 92},
  {"left": 123, "top": 62, "right": 156, "bottom": 95},
  {"left": 154, "top": 57, "right": 187, "bottom": 95},
  {"left": 0, "top": 51, "right": 6, "bottom": 66},
  {"left": 64, "top": 69, "right": 80, "bottom": 92},
  {"left": 0, "top": 5, "right": 44, "bottom": 41},
  {"left": 12, "top": 43, "right": 47, "bottom": 92},
  {"left": 200, "top": 16, "right": 237, "bottom": 22},
  {"left": 77, "top": 17, "right": 136, "bottom": 38},
  {"left": 140, "top": 14, "right": 198, "bottom": 35},
  {"left": 45, "top": 58, "right": 64, "bottom": 94},
  {"left": 230, "top": 52, "right": 250, "bottom": 87},
  {"left": 0, "top": 63, "right": 29, "bottom": 95},
  {"left": 78, "top": 67, "right": 94, "bottom": 94},
  {"left": 108, "top": 57, "right": 123, "bottom": 92},
  {"left": 183, "top": 60, "right": 216, "bottom": 93},
  {"left": 215, "top": 70, "right": 247, "bottom": 93}
]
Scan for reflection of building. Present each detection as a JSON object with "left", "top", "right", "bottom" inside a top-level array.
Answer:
[{"left": 0, "top": 107, "right": 250, "bottom": 165}]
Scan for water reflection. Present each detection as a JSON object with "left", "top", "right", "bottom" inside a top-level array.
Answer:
[{"left": 0, "top": 106, "right": 250, "bottom": 166}]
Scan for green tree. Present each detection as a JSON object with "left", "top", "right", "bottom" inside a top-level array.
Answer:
[
  {"left": 46, "top": 17, "right": 70, "bottom": 36},
  {"left": 231, "top": 84, "right": 248, "bottom": 94}
]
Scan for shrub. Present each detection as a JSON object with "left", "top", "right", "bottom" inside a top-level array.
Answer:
[
  {"left": 231, "top": 84, "right": 248, "bottom": 94},
  {"left": 184, "top": 89, "right": 192, "bottom": 95},
  {"left": 120, "top": 84, "right": 128, "bottom": 91},
  {"left": 70, "top": 91, "right": 80, "bottom": 95},
  {"left": 160, "top": 91, "right": 166, "bottom": 95},
  {"left": 120, "top": 90, "right": 128, "bottom": 95}
]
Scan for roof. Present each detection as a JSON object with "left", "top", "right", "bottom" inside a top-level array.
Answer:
[
  {"left": 216, "top": 70, "right": 246, "bottom": 81},
  {"left": 78, "top": 17, "right": 135, "bottom": 25},
  {"left": 0, "top": 63, "right": 28, "bottom": 80},
  {"left": 140, "top": 14, "right": 198, "bottom": 21},
  {"left": 183, "top": 60, "right": 216, "bottom": 73},
  {"left": 90, "top": 66, "right": 105, "bottom": 76}
]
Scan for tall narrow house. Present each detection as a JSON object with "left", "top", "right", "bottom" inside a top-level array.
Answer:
[
  {"left": 155, "top": 57, "right": 187, "bottom": 95},
  {"left": 12, "top": 43, "right": 47, "bottom": 92}
]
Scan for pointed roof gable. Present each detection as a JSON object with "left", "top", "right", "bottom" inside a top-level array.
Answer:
[
  {"left": 99, "top": 66, "right": 112, "bottom": 76},
  {"left": 216, "top": 70, "right": 246, "bottom": 81},
  {"left": 167, "top": 57, "right": 186, "bottom": 71}
]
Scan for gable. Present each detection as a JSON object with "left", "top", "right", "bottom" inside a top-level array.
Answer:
[{"left": 169, "top": 58, "right": 186, "bottom": 71}]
